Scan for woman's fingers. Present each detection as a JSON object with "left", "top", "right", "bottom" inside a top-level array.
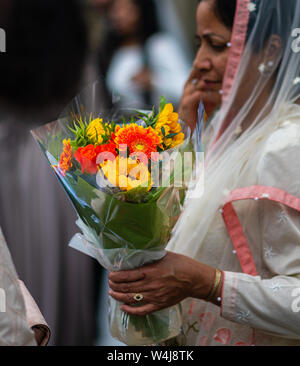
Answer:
[
  {"left": 120, "top": 303, "right": 158, "bottom": 317},
  {"left": 109, "top": 289, "right": 153, "bottom": 306},
  {"left": 108, "top": 279, "right": 154, "bottom": 294},
  {"left": 109, "top": 289, "right": 140, "bottom": 305},
  {"left": 109, "top": 268, "right": 146, "bottom": 283},
  {"left": 179, "top": 91, "right": 203, "bottom": 129},
  {"left": 186, "top": 66, "right": 201, "bottom": 84}
]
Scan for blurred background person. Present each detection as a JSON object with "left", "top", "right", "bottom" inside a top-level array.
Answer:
[
  {"left": 96, "top": 0, "right": 191, "bottom": 110},
  {"left": 0, "top": 0, "right": 101, "bottom": 345}
]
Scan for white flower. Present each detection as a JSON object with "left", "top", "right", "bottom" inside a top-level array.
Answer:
[
  {"left": 236, "top": 310, "right": 250, "bottom": 323},
  {"left": 264, "top": 246, "right": 275, "bottom": 259},
  {"left": 278, "top": 209, "right": 288, "bottom": 224},
  {"left": 248, "top": 2, "right": 256, "bottom": 12},
  {"left": 293, "top": 77, "right": 300, "bottom": 85},
  {"left": 268, "top": 282, "right": 281, "bottom": 293}
]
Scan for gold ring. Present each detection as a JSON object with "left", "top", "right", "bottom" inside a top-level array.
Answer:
[{"left": 133, "top": 293, "right": 144, "bottom": 302}]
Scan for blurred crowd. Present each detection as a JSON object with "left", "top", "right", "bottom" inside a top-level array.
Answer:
[{"left": 0, "top": 0, "right": 197, "bottom": 345}]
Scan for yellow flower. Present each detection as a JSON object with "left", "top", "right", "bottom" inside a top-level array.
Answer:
[
  {"left": 155, "top": 103, "right": 184, "bottom": 149},
  {"left": 86, "top": 118, "right": 105, "bottom": 144},
  {"left": 100, "top": 156, "right": 151, "bottom": 191}
]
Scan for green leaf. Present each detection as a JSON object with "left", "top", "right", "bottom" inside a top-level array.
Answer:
[
  {"left": 135, "top": 110, "right": 150, "bottom": 118},
  {"left": 165, "top": 132, "right": 178, "bottom": 138},
  {"left": 161, "top": 126, "right": 166, "bottom": 137},
  {"left": 159, "top": 96, "right": 167, "bottom": 113}
]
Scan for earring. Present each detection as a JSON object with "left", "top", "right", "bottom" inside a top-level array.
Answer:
[
  {"left": 258, "top": 63, "right": 266, "bottom": 74},
  {"left": 258, "top": 61, "right": 275, "bottom": 77}
]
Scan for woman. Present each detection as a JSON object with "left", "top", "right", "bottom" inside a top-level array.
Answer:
[
  {"left": 99, "top": 0, "right": 190, "bottom": 109},
  {"left": 179, "top": 0, "right": 235, "bottom": 128},
  {"left": 108, "top": 0, "right": 300, "bottom": 346}
]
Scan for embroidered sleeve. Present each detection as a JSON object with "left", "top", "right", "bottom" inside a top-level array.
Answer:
[{"left": 221, "top": 122, "right": 300, "bottom": 338}]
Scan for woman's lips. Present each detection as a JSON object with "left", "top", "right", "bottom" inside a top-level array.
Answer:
[{"left": 202, "top": 80, "right": 222, "bottom": 88}]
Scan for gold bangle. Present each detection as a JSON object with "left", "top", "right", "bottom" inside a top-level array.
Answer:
[{"left": 205, "top": 269, "right": 222, "bottom": 301}]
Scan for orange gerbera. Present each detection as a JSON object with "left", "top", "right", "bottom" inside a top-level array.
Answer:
[
  {"left": 59, "top": 139, "right": 73, "bottom": 176},
  {"left": 113, "top": 124, "right": 162, "bottom": 160}
]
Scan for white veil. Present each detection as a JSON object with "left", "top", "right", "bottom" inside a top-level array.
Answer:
[{"left": 168, "top": 0, "right": 300, "bottom": 260}]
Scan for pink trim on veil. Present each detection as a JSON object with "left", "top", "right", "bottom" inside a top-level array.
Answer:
[
  {"left": 209, "top": 0, "right": 251, "bottom": 147},
  {"left": 222, "top": 0, "right": 251, "bottom": 103},
  {"left": 221, "top": 185, "right": 300, "bottom": 276}
]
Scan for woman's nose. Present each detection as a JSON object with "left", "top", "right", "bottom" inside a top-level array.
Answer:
[{"left": 193, "top": 49, "right": 212, "bottom": 72}]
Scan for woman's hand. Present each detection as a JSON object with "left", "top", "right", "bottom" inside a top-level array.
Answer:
[
  {"left": 178, "top": 67, "right": 203, "bottom": 131},
  {"left": 108, "top": 251, "right": 216, "bottom": 316}
]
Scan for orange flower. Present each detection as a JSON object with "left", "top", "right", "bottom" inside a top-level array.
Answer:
[
  {"left": 114, "top": 124, "right": 161, "bottom": 160},
  {"left": 59, "top": 139, "right": 73, "bottom": 176},
  {"left": 74, "top": 144, "right": 99, "bottom": 174},
  {"left": 74, "top": 142, "right": 117, "bottom": 174},
  {"left": 95, "top": 141, "right": 117, "bottom": 164}
]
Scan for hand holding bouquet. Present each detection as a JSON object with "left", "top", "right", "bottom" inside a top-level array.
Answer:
[{"left": 32, "top": 93, "right": 203, "bottom": 345}]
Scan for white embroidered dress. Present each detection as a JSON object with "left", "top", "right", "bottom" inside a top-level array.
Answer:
[{"left": 165, "top": 0, "right": 300, "bottom": 346}]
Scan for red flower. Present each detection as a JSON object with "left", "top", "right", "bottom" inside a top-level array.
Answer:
[
  {"left": 74, "top": 142, "right": 117, "bottom": 174},
  {"left": 95, "top": 141, "right": 117, "bottom": 164},
  {"left": 74, "top": 145, "right": 99, "bottom": 174}
]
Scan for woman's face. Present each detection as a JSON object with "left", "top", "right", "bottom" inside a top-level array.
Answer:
[
  {"left": 110, "top": 0, "right": 140, "bottom": 38},
  {"left": 194, "top": 0, "right": 232, "bottom": 114}
]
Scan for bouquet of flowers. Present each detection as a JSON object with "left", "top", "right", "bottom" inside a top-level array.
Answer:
[{"left": 32, "top": 90, "right": 203, "bottom": 345}]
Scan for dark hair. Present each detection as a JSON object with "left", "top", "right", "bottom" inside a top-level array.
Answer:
[
  {"left": 130, "top": 0, "right": 159, "bottom": 44},
  {"left": 198, "top": 0, "right": 237, "bottom": 29},
  {"left": 213, "top": 0, "right": 237, "bottom": 29},
  {"left": 0, "top": 0, "right": 87, "bottom": 111},
  {"left": 98, "top": 0, "right": 159, "bottom": 76}
]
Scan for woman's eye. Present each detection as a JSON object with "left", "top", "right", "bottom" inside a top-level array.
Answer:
[{"left": 210, "top": 43, "right": 227, "bottom": 51}]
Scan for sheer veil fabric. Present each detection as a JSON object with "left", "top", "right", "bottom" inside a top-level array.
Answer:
[{"left": 166, "top": 0, "right": 300, "bottom": 345}]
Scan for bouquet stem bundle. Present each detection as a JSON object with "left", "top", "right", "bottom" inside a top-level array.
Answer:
[{"left": 32, "top": 90, "right": 203, "bottom": 345}]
